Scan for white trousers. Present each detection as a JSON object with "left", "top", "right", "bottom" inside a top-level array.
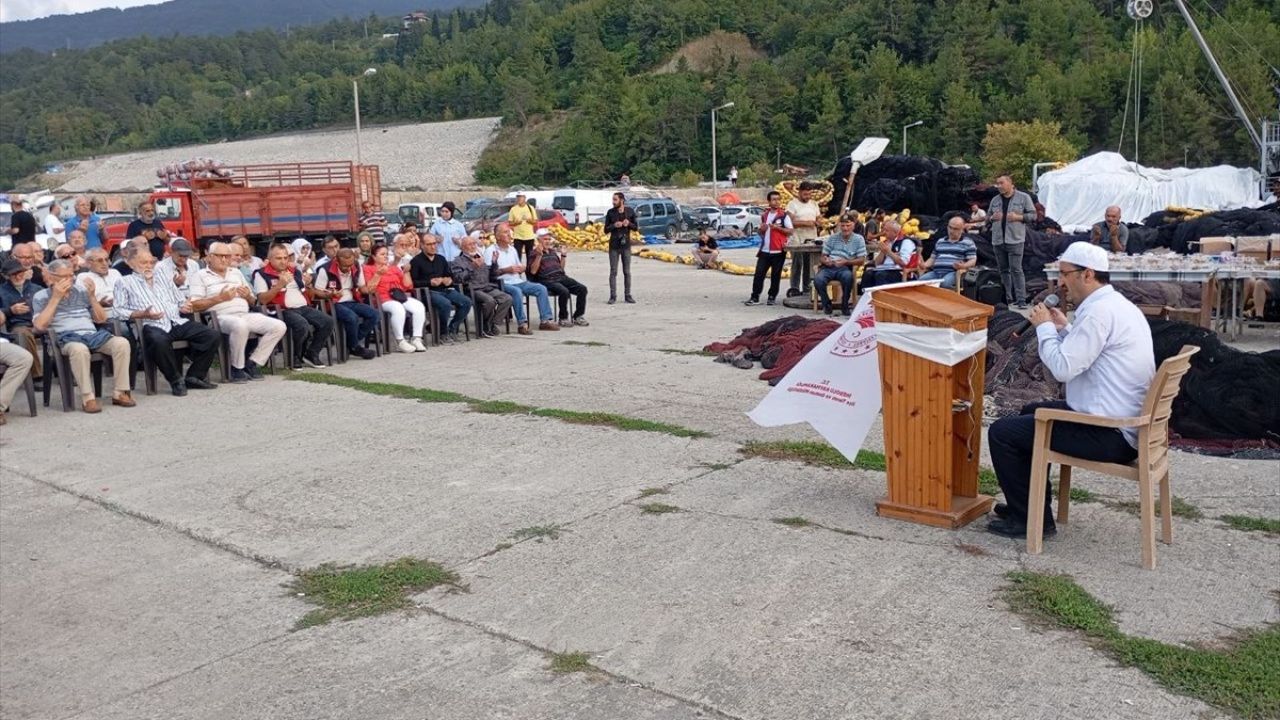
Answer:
[
  {"left": 381, "top": 298, "right": 426, "bottom": 340},
  {"left": 217, "top": 311, "right": 288, "bottom": 368}
]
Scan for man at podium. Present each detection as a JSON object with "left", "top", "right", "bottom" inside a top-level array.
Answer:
[{"left": 986, "top": 242, "right": 1155, "bottom": 538}]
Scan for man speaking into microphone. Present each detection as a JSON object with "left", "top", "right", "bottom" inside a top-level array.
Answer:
[{"left": 986, "top": 242, "right": 1155, "bottom": 539}]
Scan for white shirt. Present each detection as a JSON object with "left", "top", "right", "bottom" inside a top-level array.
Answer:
[
  {"left": 490, "top": 244, "right": 525, "bottom": 284},
  {"left": 786, "top": 199, "right": 821, "bottom": 242},
  {"left": 876, "top": 238, "right": 916, "bottom": 270},
  {"left": 155, "top": 256, "right": 200, "bottom": 297},
  {"left": 76, "top": 268, "right": 122, "bottom": 302},
  {"left": 43, "top": 214, "right": 65, "bottom": 245},
  {"left": 252, "top": 269, "right": 308, "bottom": 309},
  {"left": 189, "top": 267, "right": 251, "bottom": 315},
  {"left": 1035, "top": 284, "right": 1155, "bottom": 447}
]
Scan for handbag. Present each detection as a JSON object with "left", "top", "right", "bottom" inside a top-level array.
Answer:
[{"left": 390, "top": 288, "right": 408, "bottom": 303}]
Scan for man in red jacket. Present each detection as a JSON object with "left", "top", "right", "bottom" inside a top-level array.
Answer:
[{"left": 744, "top": 191, "right": 793, "bottom": 306}]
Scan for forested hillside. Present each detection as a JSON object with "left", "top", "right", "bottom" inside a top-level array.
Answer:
[{"left": 1, "top": 0, "right": 1276, "bottom": 188}]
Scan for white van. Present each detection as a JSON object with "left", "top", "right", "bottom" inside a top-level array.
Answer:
[{"left": 546, "top": 187, "right": 661, "bottom": 227}]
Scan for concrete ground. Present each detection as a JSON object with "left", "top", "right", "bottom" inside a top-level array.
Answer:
[{"left": 2, "top": 247, "right": 1277, "bottom": 719}]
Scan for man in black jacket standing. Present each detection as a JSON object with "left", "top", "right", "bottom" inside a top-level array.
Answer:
[{"left": 603, "top": 192, "right": 636, "bottom": 305}]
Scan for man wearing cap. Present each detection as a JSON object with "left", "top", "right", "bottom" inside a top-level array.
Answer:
[
  {"left": 125, "top": 200, "right": 172, "bottom": 260},
  {"left": 7, "top": 196, "right": 37, "bottom": 246},
  {"left": 986, "top": 241, "right": 1155, "bottom": 539},
  {"left": 813, "top": 214, "right": 867, "bottom": 316},
  {"left": 0, "top": 257, "right": 43, "bottom": 379},
  {"left": 429, "top": 202, "right": 467, "bottom": 262},
  {"left": 508, "top": 192, "right": 538, "bottom": 261},
  {"left": 529, "top": 229, "right": 589, "bottom": 327},
  {"left": 155, "top": 238, "right": 200, "bottom": 297}
]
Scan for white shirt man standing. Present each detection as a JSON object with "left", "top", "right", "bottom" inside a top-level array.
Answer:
[
  {"left": 189, "top": 242, "right": 287, "bottom": 382},
  {"left": 785, "top": 182, "right": 822, "bottom": 296}
]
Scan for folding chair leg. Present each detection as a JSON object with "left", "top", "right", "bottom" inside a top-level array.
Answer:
[
  {"left": 1158, "top": 469, "right": 1173, "bottom": 545},
  {"left": 23, "top": 374, "right": 36, "bottom": 416},
  {"left": 1056, "top": 465, "right": 1072, "bottom": 525},
  {"left": 1138, "top": 466, "right": 1158, "bottom": 570},
  {"left": 1026, "top": 420, "right": 1051, "bottom": 556}
]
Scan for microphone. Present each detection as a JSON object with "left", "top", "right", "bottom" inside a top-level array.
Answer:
[{"left": 1013, "top": 293, "right": 1059, "bottom": 337}]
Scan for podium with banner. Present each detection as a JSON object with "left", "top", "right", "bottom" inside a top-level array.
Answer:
[{"left": 872, "top": 285, "right": 995, "bottom": 529}]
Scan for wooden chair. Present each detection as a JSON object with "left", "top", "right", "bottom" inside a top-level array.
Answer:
[{"left": 1026, "top": 345, "right": 1200, "bottom": 569}]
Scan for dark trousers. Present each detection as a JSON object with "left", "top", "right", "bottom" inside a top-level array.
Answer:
[
  {"left": 860, "top": 268, "right": 902, "bottom": 292},
  {"left": 515, "top": 239, "right": 535, "bottom": 261},
  {"left": 143, "top": 322, "right": 219, "bottom": 384},
  {"left": 280, "top": 306, "right": 334, "bottom": 360},
  {"left": 429, "top": 288, "right": 474, "bottom": 333},
  {"left": 608, "top": 245, "right": 632, "bottom": 298},
  {"left": 988, "top": 400, "right": 1138, "bottom": 529},
  {"left": 544, "top": 277, "right": 588, "bottom": 320},
  {"left": 750, "top": 252, "right": 786, "bottom": 300},
  {"left": 814, "top": 267, "right": 854, "bottom": 311},
  {"left": 335, "top": 301, "right": 379, "bottom": 350},
  {"left": 472, "top": 288, "right": 513, "bottom": 331}
]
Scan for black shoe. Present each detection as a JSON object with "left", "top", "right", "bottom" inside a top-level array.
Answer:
[
  {"left": 624, "top": 296, "right": 636, "bottom": 304},
  {"left": 303, "top": 353, "right": 327, "bottom": 369},
  {"left": 184, "top": 376, "right": 218, "bottom": 390},
  {"left": 228, "top": 368, "right": 250, "bottom": 384},
  {"left": 743, "top": 297, "right": 759, "bottom": 306},
  {"left": 607, "top": 297, "right": 617, "bottom": 305},
  {"left": 354, "top": 347, "right": 377, "bottom": 360},
  {"left": 993, "top": 502, "right": 1011, "bottom": 519},
  {"left": 822, "top": 305, "right": 833, "bottom": 316},
  {"left": 786, "top": 288, "right": 802, "bottom": 298},
  {"left": 170, "top": 380, "right": 188, "bottom": 397},
  {"left": 839, "top": 306, "right": 850, "bottom": 316},
  {"left": 986, "top": 517, "right": 1056, "bottom": 539},
  {"left": 766, "top": 297, "right": 776, "bottom": 306},
  {"left": 245, "top": 361, "right": 265, "bottom": 380},
  {"left": 290, "top": 357, "right": 305, "bottom": 370}
]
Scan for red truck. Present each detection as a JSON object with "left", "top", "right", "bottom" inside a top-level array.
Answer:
[{"left": 104, "top": 161, "right": 381, "bottom": 258}]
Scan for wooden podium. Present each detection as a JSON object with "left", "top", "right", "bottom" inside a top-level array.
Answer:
[{"left": 872, "top": 286, "right": 995, "bottom": 529}]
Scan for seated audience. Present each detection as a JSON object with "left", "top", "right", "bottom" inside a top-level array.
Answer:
[
  {"left": 487, "top": 224, "right": 555, "bottom": 334},
  {"left": 314, "top": 248, "right": 379, "bottom": 359},
  {"left": 409, "top": 234, "right": 472, "bottom": 343},
  {"left": 155, "top": 238, "right": 200, "bottom": 297},
  {"left": 451, "top": 234, "right": 512, "bottom": 338},
  {"left": 1090, "top": 206, "right": 1128, "bottom": 253},
  {"left": 860, "top": 221, "right": 915, "bottom": 291},
  {"left": 693, "top": 230, "right": 719, "bottom": 269},
  {"left": 813, "top": 214, "right": 867, "bottom": 316},
  {"left": 1244, "top": 276, "right": 1279, "bottom": 320},
  {"left": 113, "top": 243, "right": 220, "bottom": 396},
  {"left": 8, "top": 241, "right": 45, "bottom": 287},
  {"left": 76, "top": 248, "right": 121, "bottom": 306},
  {"left": 254, "top": 243, "right": 335, "bottom": 369},
  {"left": 918, "top": 216, "right": 978, "bottom": 289},
  {"left": 189, "top": 242, "right": 286, "bottom": 382},
  {"left": 314, "top": 236, "right": 340, "bottom": 272},
  {"left": 529, "top": 230, "right": 588, "bottom": 326},
  {"left": 0, "top": 332, "right": 34, "bottom": 426},
  {"left": 0, "top": 258, "right": 42, "bottom": 379},
  {"left": 363, "top": 244, "right": 427, "bottom": 353},
  {"left": 32, "top": 259, "right": 135, "bottom": 412}
]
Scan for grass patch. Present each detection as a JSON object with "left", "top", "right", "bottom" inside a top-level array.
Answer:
[
  {"left": 773, "top": 516, "right": 815, "bottom": 528},
  {"left": 287, "top": 373, "right": 470, "bottom": 403},
  {"left": 1109, "top": 496, "right": 1203, "bottom": 520},
  {"left": 560, "top": 340, "right": 609, "bottom": 347},
  {"left": 637, "top": 487, "right": 668, "bottom": 498},
  {"left": 1004, "top": 571, "right": 1280, "bottom": 719},
  {"left": 531, "top": 408, "right": 710, "bottom": 438},
  {"left": 492, "top": 542, "right": 513, "bottom": 552},
  {"left": 978, "top": 468, "right": 999, "bottom": 496},
  {"left": 656, "top": 347, "right": 716, "bottom": 357},
  {"left": 291, "top": 558, "right": 458, "bottom": 629},
  {"left": 1220, "top": 515, "right": 1280, "bottom": 535},
  {"left": 1069, "top": 486, "right": 1101, "bottom": 503},
  {"left": 699, "top": 461, "right": 735, "bottom": 471},
  {"left": 548, "top": 651, "right": 594, "bottom": 674},
  {"left": 739, "top": 441, "right": 885, "bottom": 471},
  {"left": 510, "top": 524, "right": 564, "bottom": 541},
  {"left": 469, "top": 399, "right": 536, "bottom": 415},
  {"left": 638, "top": 502, "right": 681, "bottom": 515}
]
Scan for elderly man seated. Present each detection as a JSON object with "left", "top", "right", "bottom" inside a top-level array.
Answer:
[
  {"left": 7, "top": 240, "right": 45, "bottom": 287},
  {"left": 918, "top": 216, "right": 978, "bottom": 290},
  {"left": 254, "top": 243, "right": 335, "bottom": 369},
  {"left": 410, "top": 234, "right": 472, "bottom": 343},
  {"left": 0, "top": 333, "right": 34, "bottom": 426},
  {"left": 113, "top": 242, "right": 220, "bottom": 396},
  {"left": 76, "top": 248, "right": 121, "bottom": 305},
  {"left": 451, "top": 233, "right": 512, "bottom": 338},
  {"left": 32, "top": 259, "right": 135, "bottom": 412},
  {"left": 860, "top": 220, "right": 915, "bottom": 291},
  {"left": 314, "top": 248, "right": 379, "bottom": 359},
  {"left": 0, "top": 258, "right": 43, "bottom": 380},
  {"left": 487, "top": 224, "right": 556, "bottom": 335},
  {"left": 1090, "top": 206, "right": 1128, "bottom": 254},
  {"left": 189, "top": 242, "right": 286, "bottom": 382},
  {"left": 813, "top": 214, "right": 867, "bottom": 316},
  {"left": 529, "top": 229, "right": 589, "bottom": 327},
  {"left": 156, "top": 238, "right": 200, "bottom": 297}
]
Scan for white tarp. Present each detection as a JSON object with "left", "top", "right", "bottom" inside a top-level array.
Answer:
[
  {"left": 1038, "top": 151, "right": 1263, "bottom": 232},
  {"left": 876, "top": 323, "right": 987, "bottom": 367}
]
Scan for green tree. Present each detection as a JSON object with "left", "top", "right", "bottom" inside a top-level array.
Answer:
[{"left": 981, "top": 120, "right": 1081, "bottom": 187}]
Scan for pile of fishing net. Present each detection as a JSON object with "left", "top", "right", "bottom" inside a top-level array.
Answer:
[
  {"left": 156, "top": 158, "right": 233, "bottom": 185},
  {"left": 704, "top": 316, "right": 840, "bottom": 384},
  {"left": 825, "top": 155, "right": 978, "bottom": 216}
]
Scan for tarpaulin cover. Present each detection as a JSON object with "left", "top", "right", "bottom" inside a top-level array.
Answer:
[{"left": 1038, "top": 152, "right": 1263, "bottom": 232}]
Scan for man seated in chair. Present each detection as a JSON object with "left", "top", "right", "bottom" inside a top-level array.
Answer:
[
  {"left": 986, "top": 242, "right": 1154, "bottom": 539},
  {"left": 254, "top": 243, "right": 334, "bottom": 369},
  {"left": 32, "top": 259, "right": 135, "bottom": 412},
  {"left": 529, "top": 229, "right": 589, "bottom": 327},
  {"left": 813, "top": 214, "right": 866, "bottom": 317},
  {"left": 859, "top": 220, "right": 913, "bottom": 291},
  {"left": 409, "top": 233, "right": 472, "bottom": 343},
  {"left": 0, "top": 330, "right": 34, "bottom": 426},
  {"left": 917, "top": 216, "right": 977, "bottom": 290},
  {"left": 314, "top": 248, "right": 379, "bottom": 359},
  {"left": 452, "top": 233, "right": 512, "bottom": 338},
  {"left": 189, "top": 242, "right": 286, "bottom": 382},
  {"left": 113, "top": 242, "right": 221, "bottom": 397}
]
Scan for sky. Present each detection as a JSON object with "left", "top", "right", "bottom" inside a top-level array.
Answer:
[{"left": 0, "top": 0, "right": 169, "bottom": 23}]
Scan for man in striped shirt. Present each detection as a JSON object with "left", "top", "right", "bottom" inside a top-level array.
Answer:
[
  {"left": 359, "top": 201, "right": 388, "bottom": 246},
  {"left": 113, "top": 242, "right": 220, "bottom": 396},
  {"left": 919, "top": 216, "right": 977, "bottom": 289}
]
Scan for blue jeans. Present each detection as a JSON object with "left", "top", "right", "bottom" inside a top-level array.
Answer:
[
  {"left": 502, "top": 281, "right": 551, "bottom": 324},
  {"left": 335, "top": 301, "right": 380, "bottom": 350},
  {"left": 918, "top": 268, "right": 959, "bottom": 289},
  {"left": 428, "top": 287, "right": 474, "bottom": 333},
  {"left": 813, "top": 267, "right": 854, "bottom": 310}
]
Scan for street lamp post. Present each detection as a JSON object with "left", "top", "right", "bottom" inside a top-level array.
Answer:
[
  {"left": 711, "top": 102, "right": 735, "bottom": 196},
  {"left": 353, "top": 67, "right": 377, "bottom": 165},
  {"left": 901, "top": 120, "right": 923, "bottom": 155}
]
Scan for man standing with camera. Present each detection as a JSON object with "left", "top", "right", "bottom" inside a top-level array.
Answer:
[{"left": 603, "top": 192, "right": 636, "bottom": 305}]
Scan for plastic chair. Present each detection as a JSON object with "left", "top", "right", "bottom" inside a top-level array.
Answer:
[
  {"left": 133, "top": 319, "right": 189, "bottom": 395},
  {"left": 39, "top": 329, "right": 107, "bottom": 410},
  {"left": 0, "top": 356, "right": 37, "bottom": 417},
  {"left": 1026, "top": 345, "right": 1200, "bottom": 569}
]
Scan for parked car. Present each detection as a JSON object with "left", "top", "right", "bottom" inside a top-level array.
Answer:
[
  {"left": 717, "top": 205, "right": 761, "bottom": 234},
  {"left": 382, "top": 212, "right": 402, "bottom": 236},
  {"left": 462, "top": 200, "right": 517, "bottom": 234},
  {"left": 630, "top": 198, "right": 684, "bottom": 240},
  {"left": 683, "top": 206, "right": 720, "bottom": 232},
  {"left": 397, "top": 202, "right": 442, "bottom": 229},
  {"left": 493, "top": 208, "right": 569, "bottom": 233}
]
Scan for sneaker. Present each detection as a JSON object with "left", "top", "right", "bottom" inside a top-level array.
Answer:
[
  {"left": 482, "top": 326, "right": 500, "bottom": 338},
  {"left": 743, "top": 297, "right": 759, "bottom": 306},
  {"left": 411, "top": 337, "right": 428, "bottom": 352},
  {"left": 538, "top": 321, "right": 560, "bottom": 331},
  {"left": 449, "top": 330, "right": 463, "bottom": 342},
  {"left": 229, "top": 367, "right": 250, "bottom": 384},
  {"left": 397, "top": 339, "right": 416, "bottom": 353},
  {"left": 440, "top": 334, "right": 455, "bottom": 345},
  {"left": 766, "top": 298, "right": 776, "bottom": 306},
  {"left": 573, "top": 317, "right": 590, "bottom": 327},
  {"left": 558, "top": 318, "right": 572, "bottom": 327},
  {"left": 245, "top": 361, "right": 265, "bottom": 380},
  {"left": 303, "top": 353, "right": 326, "bottom": 369}
]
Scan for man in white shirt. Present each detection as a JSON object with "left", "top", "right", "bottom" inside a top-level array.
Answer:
[
  {"left": 76, "top": 248, "right": 122, "bottom": 305},
  {"left": 987, "top": 242, "right": 1155, "bottom": 538},
  {"left": 785, "top": 182, "right": 822, "bottom": 297},
  {"left": 189, "top": 242, "right": 287, "bottom": 382},
  {"left": 42, "top": 203, "right": 65, "bottom": 245},
  {"left": 155, "top": 238, "right": 200, "bottom": 297},
  {"left": 744, "top": 191, "right": 793, "bottom": 306},
  {"left": 860, "top": 221, "right": 915, "bottom": 291},
  {"left": 488, "top": 223, "right": 555, "bottom": 334}
]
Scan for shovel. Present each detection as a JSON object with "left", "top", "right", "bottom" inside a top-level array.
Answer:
[{"left": 837, "top": 137, "right": 890, "bottom": 214}]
